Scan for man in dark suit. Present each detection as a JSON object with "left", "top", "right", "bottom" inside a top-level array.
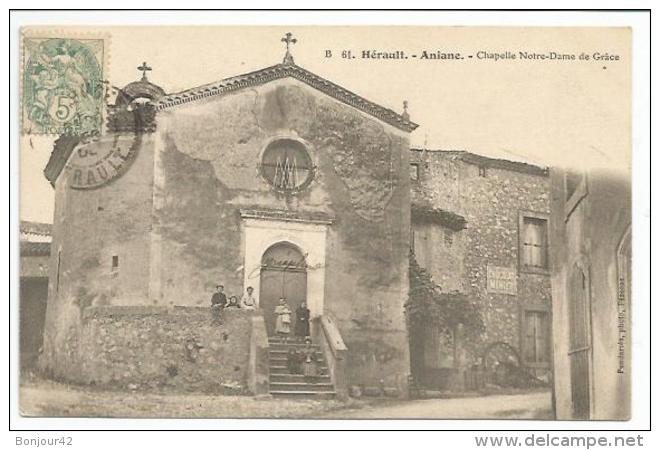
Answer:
[
  {"left": 210, "top": 284, "right": 227, "bottom": 324},
  {"left": 211, "top": 284, "right": 227, "bottom": 307}
]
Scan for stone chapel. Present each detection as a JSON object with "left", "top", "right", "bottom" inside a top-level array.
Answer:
[{"left": 39, "top": 34, "right": 417, "bottom": 397}]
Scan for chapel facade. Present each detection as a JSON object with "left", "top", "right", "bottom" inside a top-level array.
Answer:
[{"left": 39, "top": 38, "right": 416, "bottom": 396}]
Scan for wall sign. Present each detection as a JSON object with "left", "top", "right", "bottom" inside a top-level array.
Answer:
[{"left": 487, "top": 265, "right": 517, "bottom": 295}]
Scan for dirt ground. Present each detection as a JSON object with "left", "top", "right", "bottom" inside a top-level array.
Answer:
[
  {"left": 19, "top": 378, "right": 349, "bottom": 419},
  {"left": 19, "top": 377, "right": 552, "bottom": 419},
  {"left": 323, "top": 391, "right": 553, "bottom": 419}
]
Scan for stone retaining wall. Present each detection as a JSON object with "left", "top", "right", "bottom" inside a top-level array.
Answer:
[{"left": 64, "top": 306, "right": 252, "bottom": 393}]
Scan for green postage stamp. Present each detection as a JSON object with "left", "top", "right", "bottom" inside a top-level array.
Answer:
[{"left": 22, "top": 34, "right": 106, "bottom": 135}]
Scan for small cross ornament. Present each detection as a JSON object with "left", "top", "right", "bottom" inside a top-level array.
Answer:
[
  {"left": 137, "top": 61, "right": 152, "bottom": 81},
  {"left": 281, "top": 32, "right": 297, "bottom": 65}
]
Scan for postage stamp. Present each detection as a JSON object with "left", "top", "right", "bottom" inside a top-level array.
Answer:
[{"left": 21, "top": 34, "right": 106, "bottom": 135}]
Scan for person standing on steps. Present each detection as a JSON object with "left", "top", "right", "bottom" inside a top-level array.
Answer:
[
  {"left": 294, "top": 301, "right": 311, "bottom": 340},
  {"left": 301, "top": 337, "right": 318, "bottom": 381},
  {"left": 274, "top": 297, "right": 292, "bottom": 342},
  {"left": 287, "top": 347, "right": 302, "bottom": 375}
]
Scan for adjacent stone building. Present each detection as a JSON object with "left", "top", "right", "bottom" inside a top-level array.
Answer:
[
  {"left": 19, "top": 221, "right": 51, "bottom": 370},
  {"left": 409, "top": 149, "right": 552, "bottom": 390},
  {"left": 549, "top": 168, "right": 631, "bottom": 420},
  {"left": 38, "top": 42, "right": 416, "bottom": 396}
]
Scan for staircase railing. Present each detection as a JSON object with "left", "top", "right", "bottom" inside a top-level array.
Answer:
[{"left": 313, "top": 314, "right": 348, "bottom": 399}]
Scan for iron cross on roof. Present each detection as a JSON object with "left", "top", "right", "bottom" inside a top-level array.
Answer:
[
  {"left": 137, "top": 61, "right": 152, "bottom": 81},
  {"left": 281, "top": 32, "right": 297, "bottom": 65}
]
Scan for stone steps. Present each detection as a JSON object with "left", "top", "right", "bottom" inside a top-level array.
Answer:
[
  {"left": 269, "top": 381, "right": 335, "bottom": 392},
  {"left": 269, "top": 360, "right": 329, "bottom": 370},
  {"left": 267, "top": 338, "right": 335, "bottom": 399},
  {"left": 269, "top": 343, "right": 321, "bottom": 351},
  {"left": 270, "top": 390, "right": 337, "bottom": 399},
  {"left": 269, "top": 351, "right": 324, "bottom": 360},
  {"left": 270, "top": 373, "right": 331, "bottom": 383},
  {"left": 269, "top": 365, "right": 328, "bottom": 375},
  {"left": 267, "top": 338, "right": 316, "bottom": 346}
]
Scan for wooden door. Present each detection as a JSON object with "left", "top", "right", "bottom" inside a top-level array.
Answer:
[{"left": 259, "top": 243, "right": 307, "bottom": 335}]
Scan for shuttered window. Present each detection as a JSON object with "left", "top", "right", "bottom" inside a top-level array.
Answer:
[
  {"left": 523, "top": 310, "right": 549, "bottom": 363},
  {"left": 522, "top": 216, "right": 548, "bottom": 269}
]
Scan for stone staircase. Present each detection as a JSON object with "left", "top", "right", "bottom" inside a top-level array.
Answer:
[{"left": 268, "top": 337, "right": 336, "bottom": 399}]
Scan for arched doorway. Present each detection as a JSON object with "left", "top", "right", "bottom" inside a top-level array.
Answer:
[{"left": 259, "top": 242, "right": 308, "bottom": 335}]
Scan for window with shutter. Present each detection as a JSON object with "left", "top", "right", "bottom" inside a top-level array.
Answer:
[
  {"left": 519, "top": 213, "right": 549, "bottom": 272},
  {"left": 523, "top": 310, "right": 549, "bottom": 364}
]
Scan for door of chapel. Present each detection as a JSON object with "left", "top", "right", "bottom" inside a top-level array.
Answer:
[{"left": 259, "top": 242, "right": 308, "bottom": 336}]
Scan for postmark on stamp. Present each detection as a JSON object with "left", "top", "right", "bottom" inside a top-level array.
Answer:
[
  {"left": 63, "top": 133, "right": 141, "bottom": 189},
  {"left": 22, "top": 35, "right": 105, "bottom": 135}
]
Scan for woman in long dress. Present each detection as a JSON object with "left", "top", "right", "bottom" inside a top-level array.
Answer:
[
  {"left": 294, "top": 301, "right": 311, "bottom": 340},
  {"left": 301, "top": 337, "right": 318, "bottom": 380},
  {"left": 274, "top": 298, "right": 292, "bottom": 341}
]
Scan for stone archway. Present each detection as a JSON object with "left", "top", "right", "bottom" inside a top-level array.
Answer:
[
  {"left": 240, "top": 213, "right": 330, "bottom": 326},
  {"left": 259, "top": 242, "right": 308, "bottom": 335}
]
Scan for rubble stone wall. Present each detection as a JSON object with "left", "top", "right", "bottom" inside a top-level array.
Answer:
[
  {"left": 73, "top": 307, "right": 252, "bottom": 392},
  {"left": 411, "top": 149, "right": 552, "bottom": 375}
]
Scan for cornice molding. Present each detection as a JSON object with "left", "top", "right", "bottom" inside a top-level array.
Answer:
[{"left": 157, "top": 63, "right": 418, "bottom": 133}]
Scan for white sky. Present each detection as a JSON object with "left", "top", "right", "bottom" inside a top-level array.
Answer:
[{"left": 20, "top": 26, "right": 631, "bottom": 223}]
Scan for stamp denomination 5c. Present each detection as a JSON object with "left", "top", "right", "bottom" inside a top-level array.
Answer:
[{"left": 22, "top": 35, "right": 105, "bottom": 135}]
